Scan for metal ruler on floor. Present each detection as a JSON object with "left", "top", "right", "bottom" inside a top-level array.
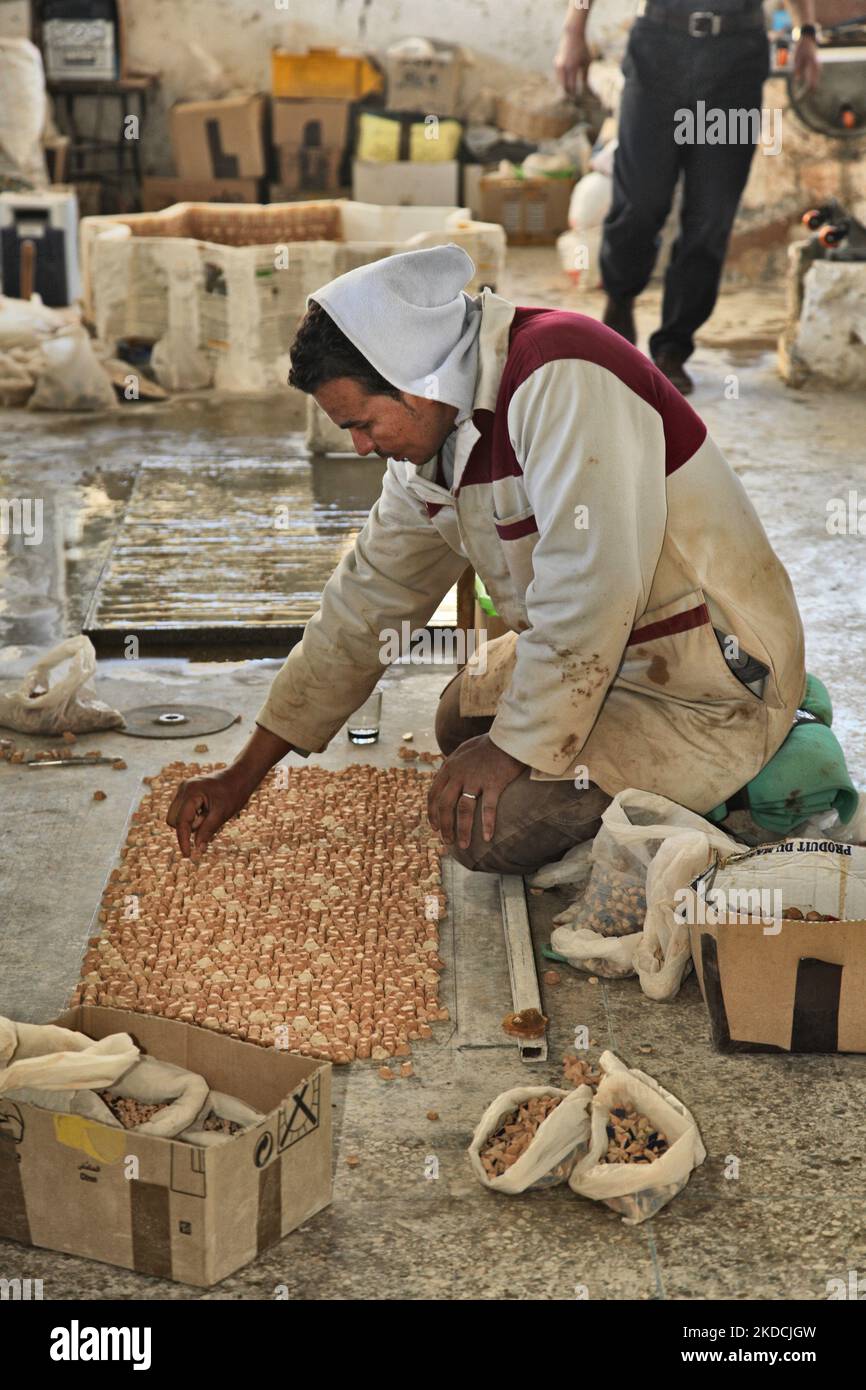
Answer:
[{"left": 500, "top": 874, "right": 548, "bottom": 1063}]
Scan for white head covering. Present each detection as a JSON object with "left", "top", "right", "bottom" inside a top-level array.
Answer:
[{"left": 310, "top": 244, "right": 482, "bottom": 420}]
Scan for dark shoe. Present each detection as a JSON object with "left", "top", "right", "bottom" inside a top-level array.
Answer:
[
  {"left": 602, "top": 295, "right": 636, "bottom": 345},
  {"left": 653, "top": 349, "right": 693, "bottom": 396}
]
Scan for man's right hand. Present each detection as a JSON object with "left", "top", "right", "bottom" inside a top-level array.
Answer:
[
  {"left": 554, "top": 26, "right": 591, "bottom": 95},
  {"left": 166, "top": 724, "right": 294, "bottom": 857},
  {"left": 166, "top": 765, "right": 256, "bottom": 858}
]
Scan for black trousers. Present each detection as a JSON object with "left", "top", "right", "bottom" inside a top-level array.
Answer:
[{"left": 600, "top": 18, "right": 771, "bottom": 360}]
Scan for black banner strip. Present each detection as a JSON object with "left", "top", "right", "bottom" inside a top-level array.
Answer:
[
  {"left": 130, "top": 1181, "right": 173, "bottom": 1280},
  {"left": 791, "top": 957, "right": 842, "bottom": 1052},
  {"left": 257, "top": 1155, "right": 282, "bottom": 1254}
]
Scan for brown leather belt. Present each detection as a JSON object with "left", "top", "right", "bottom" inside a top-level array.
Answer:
[{"left": 637, "top": 2, "right": 765, "bottom": 36}]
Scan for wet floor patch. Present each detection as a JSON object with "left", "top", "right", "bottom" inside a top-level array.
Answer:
[{"left": 84, "top": 457, "right": 389, "bottom": 653}]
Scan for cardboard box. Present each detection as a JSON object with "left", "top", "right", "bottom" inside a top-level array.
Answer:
[
  {"left": 170, "top": 95, "right": 267, "bottom": 180},
  {"left": 479, "top": 174, "right": 574, "bottom": 245},
  {"left": 353, "top": 158, "right": 460, "bottom": 206},
  {"left": 272, "top": 98, "right": 350, "bottom": 149},
  {"left": 272, "top": 47, "right": 383, "bottom": 100},
  {"left": 141, "top": 177, "right": 263, "bottom": 212},
  {"left": 0, "top": 1006, "right": 331, "bottom": 1286},
  {"left": 386, "top": 41, "right": 464, "bottom": 117},
  {"left": 272, "top": 99, "right": 350, "bottom": 194},
  {"left": 688, "top": 840, "right": 866, "bottom": 1053}
]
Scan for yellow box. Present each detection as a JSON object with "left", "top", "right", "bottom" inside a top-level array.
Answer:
[{"left": 271, "top": 47, "right": 382, "bottom": 100}]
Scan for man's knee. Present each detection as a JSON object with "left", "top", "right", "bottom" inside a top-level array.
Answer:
[
  {"left": 446, "top": 778, "right": 610, "bottom": 877},
  {"left": 435, "top": 670, "right": 493, "bottom": 757}
]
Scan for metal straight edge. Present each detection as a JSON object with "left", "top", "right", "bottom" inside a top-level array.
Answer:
[{"left": 499, "top": 874, "right": 548, "bottom": 1063}]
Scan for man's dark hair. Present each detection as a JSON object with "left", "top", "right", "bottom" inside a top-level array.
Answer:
[{"left": 288, "top": 300, "right": 401, "bottom": 399}]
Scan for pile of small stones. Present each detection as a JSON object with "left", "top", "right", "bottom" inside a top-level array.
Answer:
[
  {"left": 479, "top": 1094, "right": 562, "bottom": 1178},
  {"left": 96, "top": 1091, "right": 171, "bottom": 1128},
  {"left": 201, "top": 1111, "right": 243, "bottom": 1135},
  {"left": 578, "top": 878, "right": 646, "bottom": 937},
  {"left": 602, "top": 1105, "right": 669, "bottom": 1164},
  {"left": 72, "top": 762, "right": 448, "bottom": 1064},
  {"left": 562, "top": 1055, "right": 602, "bottom": 1089}
]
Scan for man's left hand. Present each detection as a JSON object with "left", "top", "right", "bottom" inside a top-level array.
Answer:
[
  {"left": 427, "top": 734, "right": 526, "bottom": 850},
  {"left": 793, "top": 36, "right": 821, "bottom": 92}
]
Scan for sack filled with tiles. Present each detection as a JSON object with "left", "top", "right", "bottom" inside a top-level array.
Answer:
[
  {"left": 568, "top": 1051, "right": 705, "bottom": 1224},
  {"left": 0, "top": 635, "right": 124, "bottom": 735},
  {"left": 92, "top": 1057, "right": 211, "bottom": 1138},
  {"left": 0, "top": 1016, "right": 139, "bottom": 1101},
  {"left": 179, "top": 1090, "right": 265, "bottom": 1147},
  {"left": 468, "top": 1084, "right": 593, "bottom": 1193},
  {"left": 0, "top": 1015, "right": 151, "bottom": 1127}
]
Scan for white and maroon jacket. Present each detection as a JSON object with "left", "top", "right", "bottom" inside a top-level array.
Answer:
[{"left": 257, "top": 290, "right": 805, "bottom": 813}]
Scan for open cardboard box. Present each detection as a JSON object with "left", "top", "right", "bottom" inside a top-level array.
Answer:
[
  {"left": 0, "top": 1006, "right": 331, "bottom": 1287},
  {"left": 689, "top": 839, "right": 866, "bottom": 1053}
]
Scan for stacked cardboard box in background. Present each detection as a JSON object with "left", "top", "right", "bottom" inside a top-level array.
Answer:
[
  {"left": 271, "top": 99, "right": 350, "bottom": 198},
  {"left": 269, "top": 45, "right": 382, "bottom": 201},
  {"left": 352, "top": 41, "right": 466, "bottom": 208},
  {"left": 479, "top": 174, "right": 574, "bottom": 245},
  {"left": 385, "top": 38, "right": 464, "bottom": 117},
  {"left": 143, "top": 94, "right": 267, "bottom": 209}
]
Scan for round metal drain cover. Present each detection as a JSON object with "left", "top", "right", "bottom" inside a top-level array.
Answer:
[{"left": 119, "top": 703, "right": 239, "bottom": 739}]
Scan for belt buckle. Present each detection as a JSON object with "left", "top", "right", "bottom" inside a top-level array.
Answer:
[{"left": 688, "top": 10, "right": 721, "bottom": 36}]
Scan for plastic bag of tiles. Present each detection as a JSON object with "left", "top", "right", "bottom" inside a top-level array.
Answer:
[
  {"left": 545, "top": 790, "right": 734, "bottom": 949},
  {"left": 468, "top": 1084, "right": 593, "bottom": 1194},
  {"left": 0, "top": 635, "right": 123, "bottom": 735},
  {"left": 568, "top": 1051, "right": 706, "bottom": 1224}
]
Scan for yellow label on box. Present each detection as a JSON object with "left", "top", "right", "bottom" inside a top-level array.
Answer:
[
  {"left": 357, "top": 113, "right": 462, "bottom": 163},
  {"left": 53, "top": 1114, "right": 127, "bottom": 1163}
]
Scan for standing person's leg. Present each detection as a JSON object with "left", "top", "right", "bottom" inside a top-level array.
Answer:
[
  {"left": 650, "top": 32, "right": 771, "bottom": 367},
  {"left": 434, "top": 669, "right": 612, "bottom": 875},
  {"left": 600, "top": 20, "right": 685, "bottom": 341}
]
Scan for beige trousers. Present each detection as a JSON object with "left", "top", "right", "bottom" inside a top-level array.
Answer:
[{"left": 434, "top": 669, "right": 611, "bottom": 876}]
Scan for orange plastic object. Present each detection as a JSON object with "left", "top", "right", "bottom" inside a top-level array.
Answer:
[
  {"left": 271, "top": 47, "right": 383, "bottom": 100},
  {"left": 841, "top": 107, "right": 857, "bottom": 130}
]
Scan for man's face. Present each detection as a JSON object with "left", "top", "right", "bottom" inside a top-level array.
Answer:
[{"left": 315, "top": 378, "right": 458, "bottom": 467}]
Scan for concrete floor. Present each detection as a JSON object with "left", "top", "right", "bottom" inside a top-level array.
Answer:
[{"left": 1, "top": 249, "right": 866, "bottom": 1299}]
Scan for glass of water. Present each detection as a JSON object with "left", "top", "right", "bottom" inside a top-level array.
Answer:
[{"left": 347, "top": 688, "right": 382, "bottom": 744}]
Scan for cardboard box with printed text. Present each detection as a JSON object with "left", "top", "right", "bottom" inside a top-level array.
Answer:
[
  {"left": 0, "top": 1006, "right": 332, "bottom": 1286},
  {"left": 688, "top": 839, "right": 866, "bottom": 1053}
]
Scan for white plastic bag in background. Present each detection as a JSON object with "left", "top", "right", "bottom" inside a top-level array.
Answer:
[
  {"left": 468, "top": 1085, "right": 593, "bottom": 1194},
  {"left": 0, "top": 635, "right": 124, "bottom": 735},
  {"left": 28, "top": 324, "right": 116, "bottom": 412},
  {"left": 0, "top": 40, "right": 48, "bottom": 188},
  {"left": 569, "top": 1051, "right": 706, "bottom": 1224}
]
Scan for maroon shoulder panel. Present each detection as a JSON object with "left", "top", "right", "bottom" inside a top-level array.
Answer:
[{"left": 459, "top": 308, "right": 707, "bottom": 492}]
